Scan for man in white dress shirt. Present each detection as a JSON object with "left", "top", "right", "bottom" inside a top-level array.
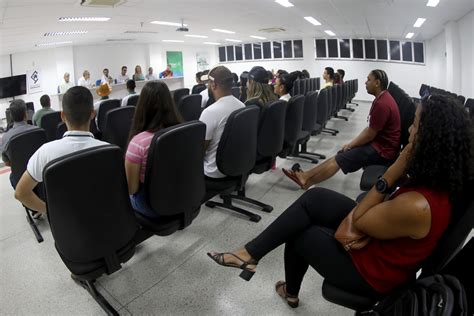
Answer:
[
  {"left": 58, "top": 72, "right": 75, "bottom": 94},
  {"left": 145, "top": 67, "right": 157, "bottom": 81},
  {"left": 77, "top": 70, "right": 93, "bottom": 88},
  {"left": 116, "top": 66, "right": 129, "bottom": 84},
  {"left": 101, "top": 68, "right": 114, "bottom": 85}
]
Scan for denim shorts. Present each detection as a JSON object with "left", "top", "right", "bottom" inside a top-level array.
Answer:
[{"left": 130, "top": 185, "right": 158, "bottom": 218}]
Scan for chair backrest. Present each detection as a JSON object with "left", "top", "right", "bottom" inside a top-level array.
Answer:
[
  {"left": 126, "top": 94, "right": 139, "bottom": 106},
  {"left": 301, "top": 91, "right": 319, "bottom": 132},
  {"left": 298, "top": 79, "right": 306, "bottom": 95},
  {"left": 172, "top": 88, "right": 190, "bottom": 105},
  {"left": 41, "top": 111, "right": 62, "bottom": 142},
  {"left": 145, "top": 121, "right": 206, "bottom": 216},
  {"left": 102, "top": 106, "right": 135, "bottom": 152},
  {"left": 177, "top": 94, "right": 203, "bottom": 121},
  {"left": 97, "top": 99, "right": 121, "bottom": 131},
  {"left": 7, "top": 128, "right": 46, "bottom": 184},
  {"left": 315, "top": 77, "right": 321, "bottom": 90},
  {"left": 465, "top": 98, "right": 474, "bottom": 120},
  {"left": 284, "top": 95, "right": 305, "bottom": 146},
  {"left": 387, "top": 82, "right": 416, "bottom": 147},
  {"left": 316, "top": 88, "right": 329, "bottom": 126},
  {"left": 216, "top": 106, "right": 259, "bottom": 177},
  {"left": 419, "top": 84, "right": 430, "bottom": 97},
  {"left": 231, "top": 86, "right": 241, "bottom": 99},
  {"left": 257, "top": 100, "right": 287, "bottom": 157},
  {"left": 43, "top": 145, "right": 139, "bottom": 273},
  {"left": 192, "top": 83, "right": 207, "bottom": 95},
  {"left": 240, "top": 86, "right": 248, "bottom": 103}
]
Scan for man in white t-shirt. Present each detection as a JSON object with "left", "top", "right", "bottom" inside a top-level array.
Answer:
[
  {"left": 121, "top": 80, "right": 137, "bottom": 107},
  {"left": 77, "top": 70, "right": 93, "bottom": 88},
  {"left": 14, "top": 86, "right": 108, "bottom": 214},
  {"left": 101, "top": 68, "right": 114, "bottom": 85},
  {"left": 116, "top": 66, "right": 129, "bottom": 84},
  {"left": 145, "top": 67, "right": 157, "bottom": 81},
  {"left": 58, "top": 72, "right": 75, "bottom": 94},
  {"left": 199, "top": 66, "right": 245, "bottom": 178}
]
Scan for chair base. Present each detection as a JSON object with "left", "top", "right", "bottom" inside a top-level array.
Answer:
[
  {"left": 71, "top": 276, "right": 118, "bottom": 316},
  {"left": 228, "top": 191, "right": 273, "bottom": 213},
  {"left": 334, "top": 114, "right": 349, "bottom": 121},
  {"left": 205, "top": 195, "right": 262, "bottom": 222},
  {"left": 322, "top": 128, "right": 338, "bottom": 136},
  {"left": 25, "top": 208, "right": 43, "bottom": 243}
]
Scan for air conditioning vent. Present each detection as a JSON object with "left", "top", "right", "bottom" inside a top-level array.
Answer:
[
  {"left": 258, "top": 27, "right": 286, "bottom": 33},
  {"left": 80, "top": 0, "right": 126, "bottom": 7}
]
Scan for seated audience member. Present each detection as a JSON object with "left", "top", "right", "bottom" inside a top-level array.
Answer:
[
  {"left": 301, "top": 69, "right": 310, "bottom": 79},
  {"left": 192, "top": 71, "right": 206, "bottom": 94},
  {"left": 266, "top": 70, "right": 274, "bottom": 85},
  {"left": 337, "top": 69, "right": 345, "bottom": 83},
  {"left": 334, "top": 72, "right": 342, "bottom": 85},
  {"left": 77, "top": 70, "right": 93, "bottom": 88},
  {"left": 116, "top": 66, "right": 130, "bottom": 84},
  {"left": 101, "top": 68, "right": 114, "bottom": 85},
  {"left": 1, "top": 100, "right": 39, "bottom": 187},
  {"left": 208, "top": 94, "right": 473, "bottom": 307},
  {"left": 14, "top": 87, "right": 108, "bottom": 213},
  {"left": 145, "top": 67, "right": 157, "bottom": 81},
  {"left": 276, "top": 69, "right": 288, "bottom": 79},
  {"left": 322, "top": 67, "right": 335, "bottom": 89},
  {"left": 58, "top": 72, "right": 74, "bottom": 94},
  {"left": 246, "top": 66, "right": 278, "bottom": 106},
  {"left": 283, "top": 70, "right": 401, "bottom": 189},
  {"left": 125, "top": 81, "right": 182, "bottom": 218},
  {"left": 239, "top": 71, "right": 249, "bottom": 103},
  {"left": 232, "top": 73, "right": 239, "bottom": 87},
  {"left": 121, "top": 80, "right": 137, "bottom": 107},
  {"left": 32, "top": 94, "right": 55, "bottom": 127},
  {"left": 159, "top": 64, "right": 174, "bottom": 78},
  {"left": 132, "top": 65, "right": 145, "bottom": 81},
  {"left": 199, "top": 66, "right": 245, "bottom": 179},
  {"left": 94, "top": 83, "right": 112, "bottom": 110},
  {"left": 200, "top": 70, "right": 214, "bottom": 108},
  {"left": 274, "top": 73, "right": 297, "bottom": 102}
]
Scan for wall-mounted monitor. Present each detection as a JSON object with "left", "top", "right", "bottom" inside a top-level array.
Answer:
[{"left": 0, "top": 74, "right": 27, "bottom": 99}]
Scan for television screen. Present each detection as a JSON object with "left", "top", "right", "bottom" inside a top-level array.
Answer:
[{"left": 0, "top": 75, "right": 27, "bottom": 99}]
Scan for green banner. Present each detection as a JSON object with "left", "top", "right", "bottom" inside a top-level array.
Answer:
[{"left": 166, "top": 51, "right": 183, "bottom": 77}]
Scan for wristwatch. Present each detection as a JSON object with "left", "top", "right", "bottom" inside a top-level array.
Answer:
[{"left": 375, "top": 177, "right": 390, "bottom": 194}]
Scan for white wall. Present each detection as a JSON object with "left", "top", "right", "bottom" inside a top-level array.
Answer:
[
  {"left": 458, "top": 10, "right": 474, "bottom": 98},
  {"left": 426, "top": 31, "right": 447, "bottom": 90}
]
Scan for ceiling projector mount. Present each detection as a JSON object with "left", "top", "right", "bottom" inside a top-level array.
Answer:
[{"left": 176, "top": 19, "right": 189, "bottom": 32}]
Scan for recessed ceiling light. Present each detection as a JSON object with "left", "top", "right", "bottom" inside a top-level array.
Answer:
[
  {"left": 406, "top": 32, "right": 415, "bottom": 39},
  {"left": 204, "top": 42, "right": 221, "bottom": 45},
  {"left": 185, "top": 34, "right": 208, "bottom": 38},
  {"left": 225, "top": 38, "right": 242, "bottom": 43},
  {"left": 44, "top": 31, "right": 88, "bottom": 36},
  {"left": 162, "top": 40, "right": 185, "bottom": 43},
  {"left": 275, "top": 0, "right": 294, "bottom": 8},
  {"left": 151, "top": 21, "right": 187, "bottom": 27},
  {"left": 304, "top": 16, "right": 321, "bottom": 26},
  {"left": 413, "top": 18, "right": 426, "bottom": 27},
  {"left": 426, "top": 0, "right": 440, "bottom": 7},
  {"left": 59, "top": 17, "right": 110, "bottom": 22},
  {"left": 250, "top": 35, "right": 266, "bottom": 40},
  {"left": 212, "top": 28, "right": 235, "bottom": 34},
  {"left": 324, "top": 30, "right": 336, "bottom": 36},
  {"left": 35, "top": 41, "right": 73, "bottom": 47}
]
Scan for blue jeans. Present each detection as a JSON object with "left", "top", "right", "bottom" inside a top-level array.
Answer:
[{"left": 130, "top": 185, "right": 158, "bottom": 218}]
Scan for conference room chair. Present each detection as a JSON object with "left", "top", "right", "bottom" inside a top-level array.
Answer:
[
  {"left": 348, "top": 79, "right": 359, "bottom": 107},
  {"left": 342, "top": 82, "right": 355, "bottom": 112},
  {"left": 43, "top": 145, "right": 140, "bottom": 315},
  {"left": 172, "top": 88, "right": 190, "bottom": 105},
  {"left": 278, "top": 95, "right": 305, "bottom": 159},
  {"left": 7, "top": 128, "right": 47, "bottom": 243},
  {"left": 231, "top": 86, "right": 241, "bottom": 99},
  {"left": 333, "top": 84, "right": 349, "bottom": 121},
  {"left": 101, "top": 106, "right": 135, "bottom": 152},
  {"left": 322, "top": 194, "right": 474, "bottom": 313},
  {"left": 465, "top": 98, "right": 474, "bottom": 120},
  {"left": 191, "top": 83, "right": 207, "bottom": 94},
  {"left": 133, "top": 121, "right": 206, "bottom": 238},
  {"left": 319, "top": 88, "right": 338, "bottom": 136},
  {"left": 97, "top": 99, "right": 121, "bottom": 132},
  {"left": 126, "top": 94, "right": 139, "bottom": 106},
  {"left": 177, "top": 94, "right": 203, "bottom": 121},
  {"left": 41, "top": 111, "right": 62, "bottom": 142},
  {"left": 203, "top": 106, "right": 261, "bottom": 222},
  {"left": 291, "top": 79, "right": 300, "bottom": 96}
]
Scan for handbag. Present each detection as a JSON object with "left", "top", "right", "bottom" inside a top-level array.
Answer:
[{"left": 335, "top": 208, "right": 371, "bottom": 251}]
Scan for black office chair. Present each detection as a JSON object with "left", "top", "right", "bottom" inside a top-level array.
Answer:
[
  {"left": 102, "top": 106, "right": 135, "bottom": 152},
  {"left": 465, "top": 98, "right": 474, "bottom": 120},
  {"left": 97, "top": 99, "right": 121, "bottom": 132},
  {"left": 204, "top": 106, "right": 261, "bottom": 222},
  {"left": 172, "top": 88, "right": 190, "bottom": 105},
  {"left": 41, "top": 111, "right": 62, "bottom": 142},
  {"left": 278, "top": 95, "right": 305, "bottom": 158},
  {"left": 322, "top": 86, "right": 339, "bottom": 135},
  {"left": 43, "top": 145, "right": 139, "bottom": 315},
  {"left": 126, "top": 94, "right": 139, "bottom": 106},
  {"left": 231, "top": 86, "right": 241, "bottom": 99},
  {"left": 134, "top": 121, "right": 206, "bottom": 237},
  {"left": 318, "top": 88, "right": 337, "bottom": 136},
  {"left": 6, "top": 128, "right": 47, "bottom": 243},
  {"left": 192, "top": 83, "right": 207, "bottom": 94},
  {"left": 177, "top": 94, "right": 203, "bottom": 121},
  {"left": 225, "top": 100, "right": 287, "bottom": 213},
  {"left": 333, "top": 84, "right": 349, "bottom": 121},
  {"left": 342, "top": 82, "right": 355, "bottom": 112},
  {"left": 322, "top": 195, "right": 474, "bottom": 313}
]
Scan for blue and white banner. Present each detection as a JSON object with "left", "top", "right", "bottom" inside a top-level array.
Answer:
[{"left": 27, "top": 68, "right": 42, "bottom": 94}]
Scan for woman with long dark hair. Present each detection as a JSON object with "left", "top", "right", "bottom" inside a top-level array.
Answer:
[
  {"left": 125, "top": 81, "right": 182, "bottom": 217},
  {"left": 208, "top": 94, "right": 473, "bottom": 307}
]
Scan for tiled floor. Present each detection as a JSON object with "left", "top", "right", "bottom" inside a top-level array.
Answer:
[{"left": 0, "top": 102, "right": 374, "bottom": 315}]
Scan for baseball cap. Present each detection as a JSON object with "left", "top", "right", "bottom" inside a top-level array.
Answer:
[{"left": 248, "top": 66, "right": 268, "bottom": 84}]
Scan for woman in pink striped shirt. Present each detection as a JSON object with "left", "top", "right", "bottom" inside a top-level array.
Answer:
[{"left": 125, "top": 81, "right": 182, "bottom": 217}]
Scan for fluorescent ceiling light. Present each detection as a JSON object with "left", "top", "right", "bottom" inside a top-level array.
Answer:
[
  {"left": 250, "top": 35, "right": 266, "bottom": 40},
  {"left": 324, "top": 30, "right": 336, "bottom": 36},
  {"left": 204, "top": 42, "right": 221, "bottom": 45},
  {"left": 44, "top": 31, "right": 88, "bottom": 36},
  {"left": 304, "top": 16, "right": 321, "bottom": 26},
  {"left": 413, "top": 18, "right": 426, "bottom": 27},
  {"left": 36, "top": 41, "right": 73, "bottom": 47},
  {"left": 405, "top": 32, "right": 415, "bottom": 39},
  {"left": 185, "top": 34, "right": 208, "bottom": 38},
  {"left": 275, "top": 0, "right": 294, "bottom": 8},
  {"left": 59, "top": 17, "right": 110, "bottom": 22},
  {"left": 212, "top": 28, "right": 235, "bottom": 34},
  {"left": 225, "top": 38, "right": 242, "bottom": 43},
  {"left": 162, "top": 40, "right": 184, "bottom": 43},
  {"left": 426, "top": 0, "right": 440, "bottom": 7},
  {"left": 151, "top": 21, "right": 187, "bottom": 27}
]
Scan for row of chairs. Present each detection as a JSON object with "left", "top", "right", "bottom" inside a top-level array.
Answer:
[
  {"left": 420, "top": 83, "right": 473, "bottom": 119},
  {"left": 290, "top": 77, "right": 321, "bottom": 96}
]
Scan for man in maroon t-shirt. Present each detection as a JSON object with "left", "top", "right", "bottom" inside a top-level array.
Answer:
[{"left": 283, "top": 69, "right": 401, "bottom": 189}]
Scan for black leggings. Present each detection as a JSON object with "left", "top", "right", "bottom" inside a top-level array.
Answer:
[{"left": 245, "top": 188, "right": 381, "bottom": 298}]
